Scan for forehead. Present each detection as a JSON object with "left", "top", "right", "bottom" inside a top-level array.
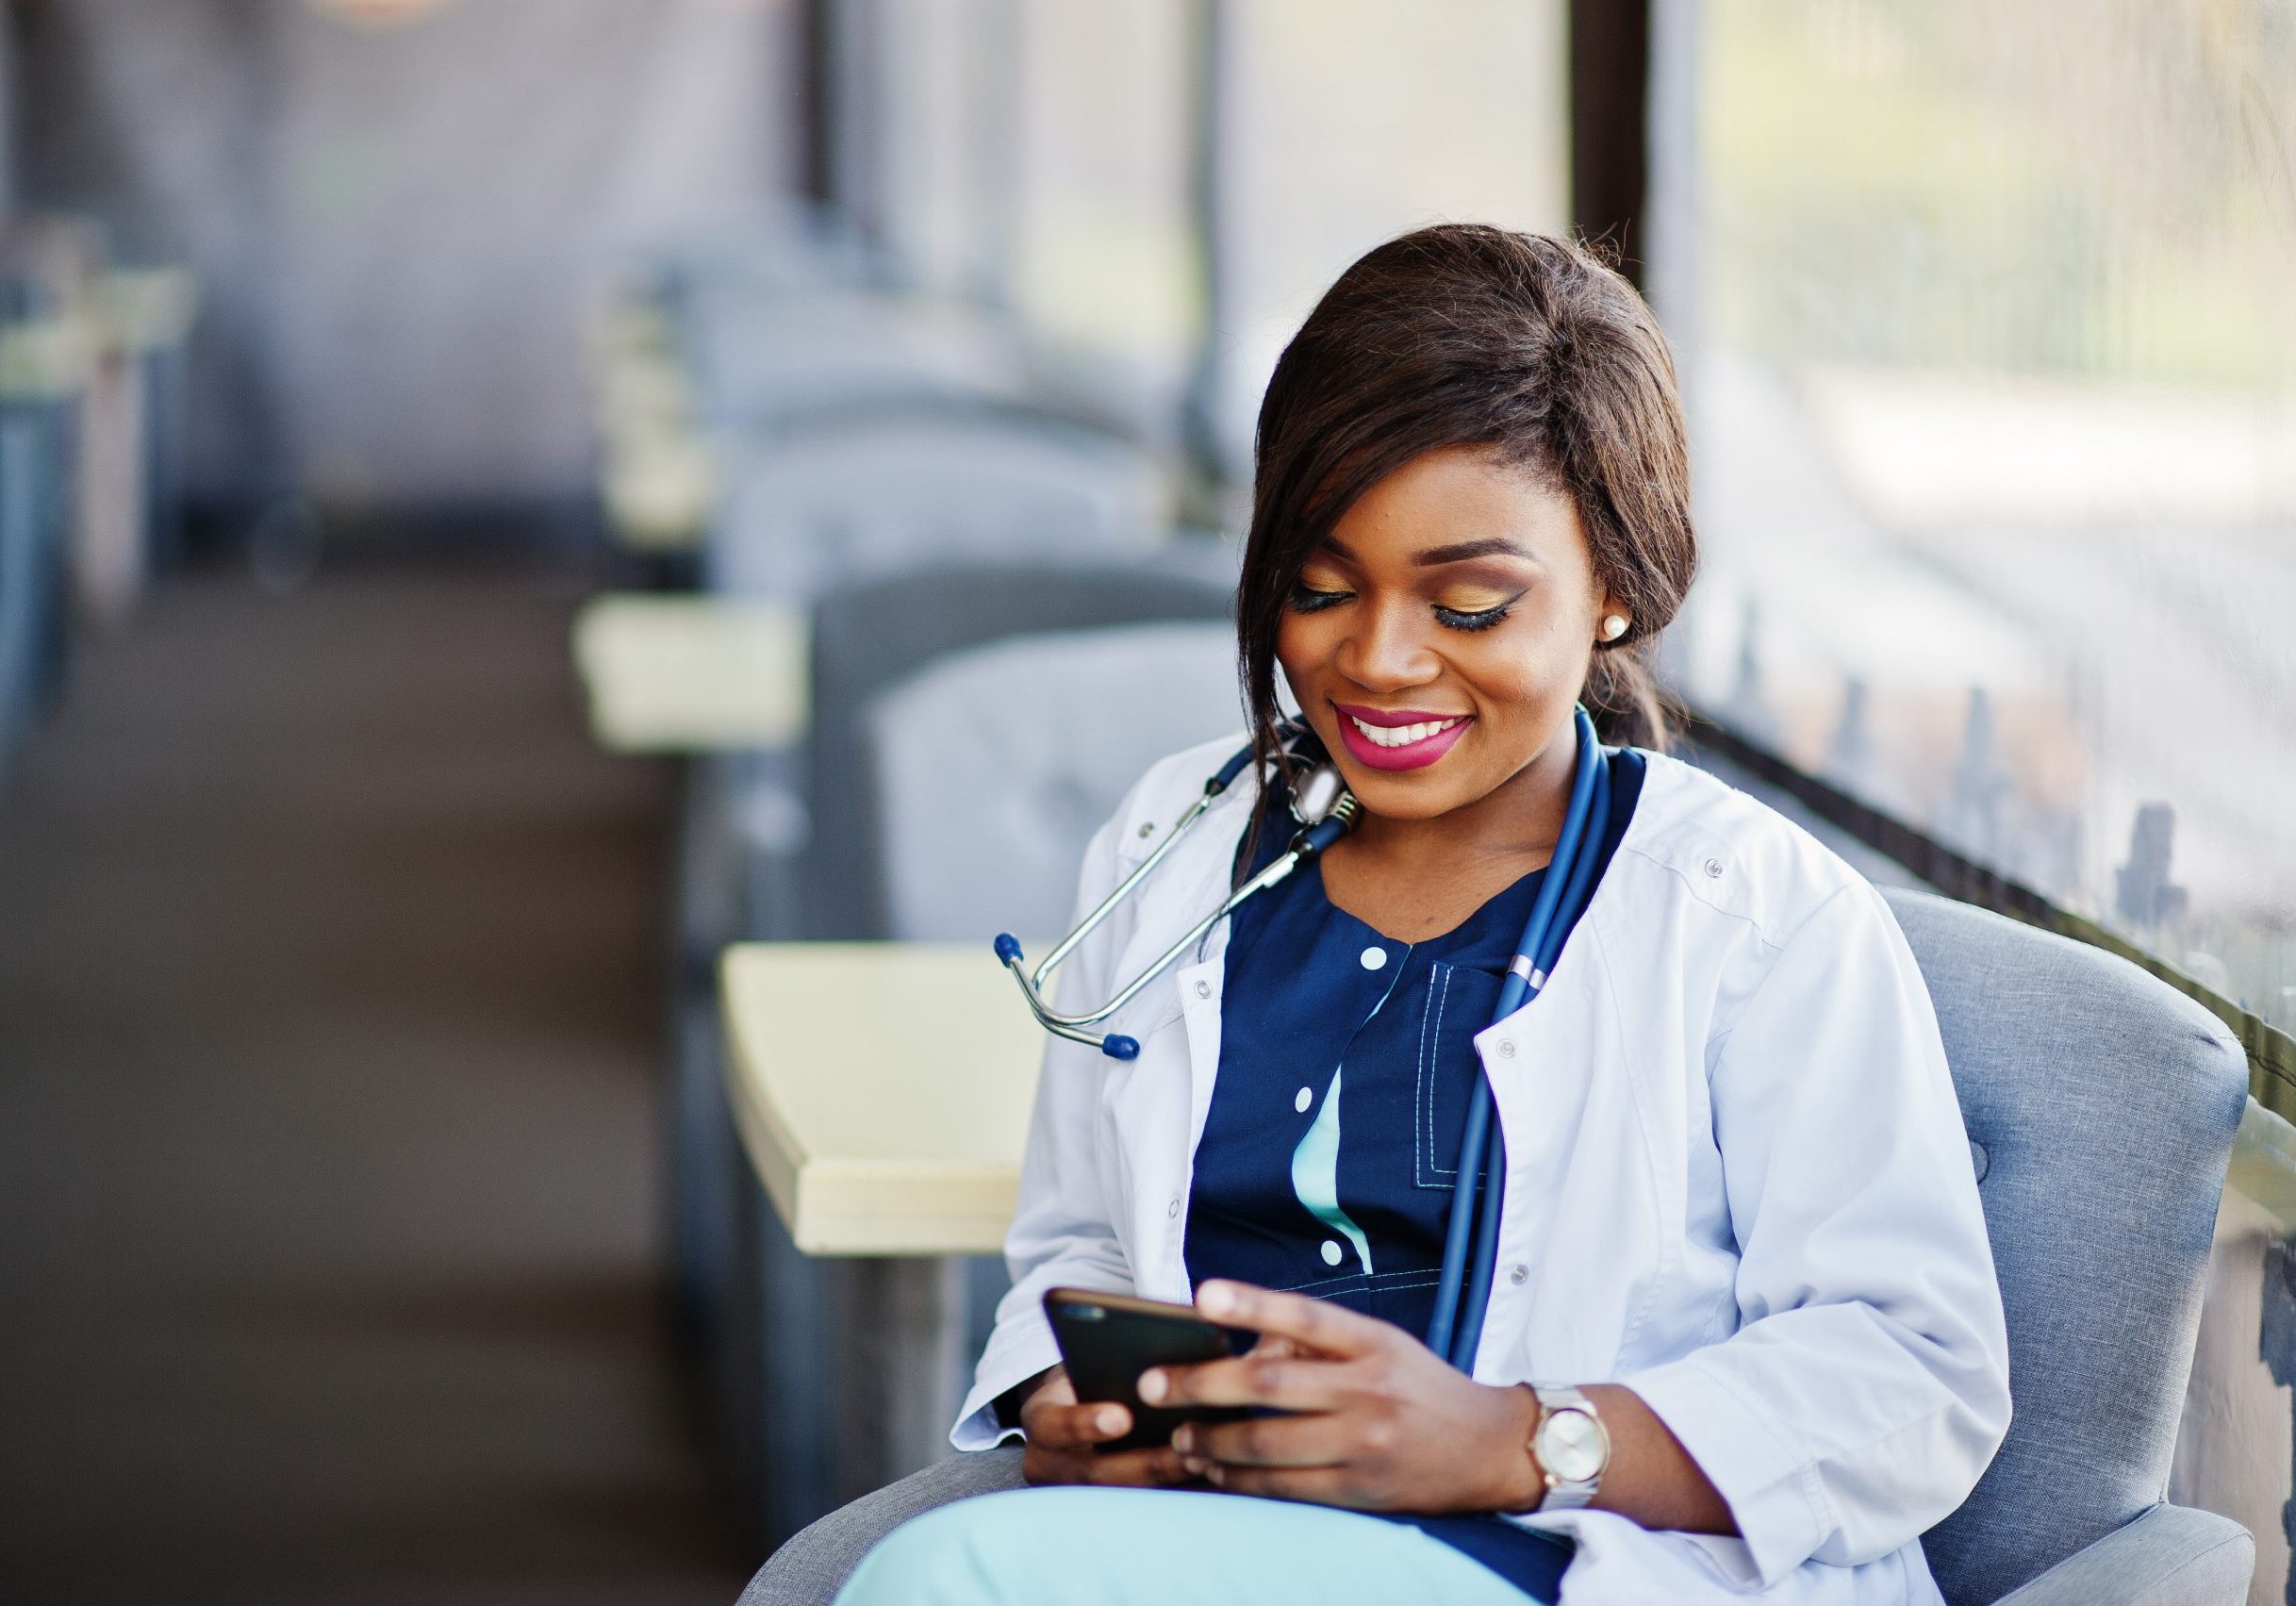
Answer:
[{"left": 1323, "top": 446, "right": 1584, "bottom": 568}]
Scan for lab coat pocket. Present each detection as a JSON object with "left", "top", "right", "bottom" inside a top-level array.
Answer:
[{"left": 1414, "top": 961, "right": 1508, "bottom": 1191}]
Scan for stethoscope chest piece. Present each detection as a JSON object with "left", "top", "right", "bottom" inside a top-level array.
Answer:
[{"left": 1289, "top": 762, "right": 1349, "bottom": 829}]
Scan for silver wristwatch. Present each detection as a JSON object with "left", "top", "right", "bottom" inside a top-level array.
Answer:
[{"left": 1529, "top": 1384, "right": 1611, "bottom": 1511}]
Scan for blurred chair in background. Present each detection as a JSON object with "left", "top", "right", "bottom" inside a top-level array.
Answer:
[
  {"left": 0, "top": 213, "right": 195, "bottom": 791},
  {"left": 574, "top": 204, "right": 1258, "bottom": 1550},
  {"left": 733, "top": 615, "right": 1241, "bottom": 1545}
]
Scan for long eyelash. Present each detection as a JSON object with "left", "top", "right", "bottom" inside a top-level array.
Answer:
[
  {"left": 1288, "top": 585, "right": 1351, "bottom": 613},
  {"left": 1435, "top": 604, "right": 1512, "bottom": 633}
]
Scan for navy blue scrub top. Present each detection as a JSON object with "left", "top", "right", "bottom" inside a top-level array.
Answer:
[{"left": 1183, "top": 744, "right": 1646, "bottom": 1599}]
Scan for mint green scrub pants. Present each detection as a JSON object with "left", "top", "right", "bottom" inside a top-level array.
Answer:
[{"left": 830, "top": 1487, "right": 1564, "bottom": 1605}]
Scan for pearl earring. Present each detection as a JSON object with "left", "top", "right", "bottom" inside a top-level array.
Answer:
[{"left": 1600, "top": 614, "right": 1629, "bottom": 641}]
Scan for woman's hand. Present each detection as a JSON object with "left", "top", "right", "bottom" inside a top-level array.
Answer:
[
  {"left": 1016, "top": 1366, "right": 1196, "bottom": 1489},
  {"left": 1143, "top": 1282, "right": 1739, "bottom": 1532},
  {"left": 1137, "top": 1281, "right": 1540, "bottom": 1513}
]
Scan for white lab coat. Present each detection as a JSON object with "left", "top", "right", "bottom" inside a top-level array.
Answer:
[{"left": 954, "top": 736, "right": 2012, "bottom": 1605}]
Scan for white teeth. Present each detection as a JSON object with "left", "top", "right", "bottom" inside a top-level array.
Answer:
[{"left": 1348, "top": 715, "right": 1462, "bottom": 749}]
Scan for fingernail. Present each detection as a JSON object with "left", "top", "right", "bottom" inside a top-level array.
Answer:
[
  {"left": 1182, "top": 1455, "right": 1209, "bottom": 1476},
  {"left": 1171, "top": 1425, "right": 1194, "bottom": 1453},
  {"left": 1204, "top": 1463, "right": 1226, "bottom": 1484},
  {"left": 1137, "top": 1369, "right": 1166, "bottom": 1403},
  {"left": 1198, "top": 1283, "right": 1234, "bottom": 1317},
  {"left": 1097, "top": 1407, "right": 1124, "bottom": 1435}
]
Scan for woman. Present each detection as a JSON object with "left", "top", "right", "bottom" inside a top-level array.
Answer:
[{"left": 745, "top": 224, "right": 2009, "bottom": 1605}]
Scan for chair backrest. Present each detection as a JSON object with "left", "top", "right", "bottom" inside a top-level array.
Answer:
[
  {"left": 866, "top": 621, "right": 1244, "bottom": 943},
  {"left": 650, "top": 205, "right": 886, "bottom": 317},
  {"left": 683, "top": 289, "right": 1030, "bottom": 425},
  {"left": 705, "top": 404, "right": 1165, "bottom": 601},
  {"left": 794, "top": 559, "right": 1233, "bottom": 939},
  {"left": 1886, "top": 887, "right": 2248, "bottom": 1604},
  {"left": 0, "top": 399, "right": 71, "bottom": 761}
]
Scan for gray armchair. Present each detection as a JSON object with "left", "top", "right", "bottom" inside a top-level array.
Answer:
[{"left": 1885, "top": 888, "right": 2254, "bottom": 1604}]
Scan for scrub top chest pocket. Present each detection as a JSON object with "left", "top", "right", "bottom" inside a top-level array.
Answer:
[{"left": 1183, "top": 753, "right": 1644, "bottom": 1341}]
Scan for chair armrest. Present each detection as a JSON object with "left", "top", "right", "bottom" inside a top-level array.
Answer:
[{"left": 1992, "top": 1504, "right": 2253, "bottom": 1606}]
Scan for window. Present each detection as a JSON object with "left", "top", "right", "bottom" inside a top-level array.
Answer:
[
  {"left": 1007, "top": 0, "right": 1198, "bottom": 414},
  {"left": 1206, "top": 0, "right": 1571, "bottom": 478},
  {"left": 1654, "top": 0, "right": 2296, "bottom": 1032}
]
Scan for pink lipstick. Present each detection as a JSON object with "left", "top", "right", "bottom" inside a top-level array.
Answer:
[{"left": 1331, "top": 702, "right": 1474, "bottom": 772}]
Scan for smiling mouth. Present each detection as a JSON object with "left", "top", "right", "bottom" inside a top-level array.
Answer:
[
  {"left": 1346, "top": 714, "right": 1461, "bottom": 749},
  {"left": 1330, "top": 704, "right": 1475, "bottom": 771}
]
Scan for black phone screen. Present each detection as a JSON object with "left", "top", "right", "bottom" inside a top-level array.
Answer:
[{"left": 1043, "top": 1288, "right": 1256, "bottom": 1453}]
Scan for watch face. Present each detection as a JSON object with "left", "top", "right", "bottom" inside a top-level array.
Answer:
[{"left": 1541, "top": 1407, "right": 1608, "bottom": 1483}]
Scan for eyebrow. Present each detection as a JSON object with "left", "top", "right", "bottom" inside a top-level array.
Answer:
[{"left": 1316, "top": 536, "right": 1535, "bottom": 567}]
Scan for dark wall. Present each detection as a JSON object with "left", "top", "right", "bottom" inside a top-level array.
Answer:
[{"left": 19, "top": 0, "right": 794, "bottom": 514}]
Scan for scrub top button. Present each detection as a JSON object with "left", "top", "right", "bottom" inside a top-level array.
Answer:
[
  {"left": 1359, "top": 946, "right": 1387, "bottom": 971},
  {"left": 1295, "top": 1086, "right": 1313, "bottom": 1113},
  {"left": 1320, "top": 1240, "right": 1344, "bottom": 1267}
]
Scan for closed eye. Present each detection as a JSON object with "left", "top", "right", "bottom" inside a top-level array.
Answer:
[
  {"left": 1433, "top": 601, "right": 1514, "bottom": 633},
  {"left": 1288, "top": 583, "right": 1353, "bottom": 613}
]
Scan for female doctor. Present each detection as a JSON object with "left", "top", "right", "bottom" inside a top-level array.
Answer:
[{"left": 748, "top": 224, "right": 2010, "bottom": 1606}]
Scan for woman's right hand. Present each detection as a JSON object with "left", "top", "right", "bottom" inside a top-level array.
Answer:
[{"left": 1016, "top": 1366, "right": 1193, "bottom": 1487}]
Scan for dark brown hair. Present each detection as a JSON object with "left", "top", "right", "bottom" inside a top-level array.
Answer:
[{"left": 1236, "top": 223, "right": 1696, "bottom": 789}]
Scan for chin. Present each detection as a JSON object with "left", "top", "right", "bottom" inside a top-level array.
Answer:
[{"left": 1337, "top": 764, "right": 1478, "bottom": 820}]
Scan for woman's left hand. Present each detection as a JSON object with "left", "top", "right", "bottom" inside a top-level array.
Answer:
[{"left": 1138, "top": 1279, "right": 1541, "bottom": 1514}]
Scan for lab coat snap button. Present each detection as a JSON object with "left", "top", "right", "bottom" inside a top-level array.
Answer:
[
  {"left": 1509, "top": 1264, "right": 1528, "bottom": 1285},
  {"left": 1194, "top": 979, "right": 1213, "bottom": 999},
  {"left": 1496, "top": 1040, "right": 1516, "bottom": 1058},
  {"left": 1703, "top": 856, "right": 1725, "bottom": 879},
  {"left": 1167, "top": 1199, "right": 1181, "bottom": 1218},
  {"left": 1138, "top": 821, "right": 1155, "bottom": 838}
]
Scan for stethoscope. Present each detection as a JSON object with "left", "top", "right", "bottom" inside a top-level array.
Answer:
[{"left": 996, "top": 705, "right": 1613, "bottom": 1373}]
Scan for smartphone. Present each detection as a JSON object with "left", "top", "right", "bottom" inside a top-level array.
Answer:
[{"left": 1043, "top": 1287, "right": 1256, "bottom": 1453}]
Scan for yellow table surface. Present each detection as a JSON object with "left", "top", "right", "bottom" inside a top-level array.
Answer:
[
  {"left": 571, "top": 594, "right": 807, "bottom": 753},
  {"left": 720, "top": 943, "right": 1048, "bottom": 1256}
]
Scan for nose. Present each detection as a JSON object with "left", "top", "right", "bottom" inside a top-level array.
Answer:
[{"left": 1334, "top": 595, "right": 1440, "bottom": 692}]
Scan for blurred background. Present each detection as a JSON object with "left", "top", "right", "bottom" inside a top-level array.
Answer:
[{"left": 0, "top": 2, "right": 2289, "bottom": 1602}]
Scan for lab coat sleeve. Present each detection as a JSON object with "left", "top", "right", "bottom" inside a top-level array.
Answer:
[
  {"left": 1617, "top": 882, "right": 2012, "bottom": 1586},
  {"left": 952, "top": 811, "right": 1140, "bottom": 1449}
]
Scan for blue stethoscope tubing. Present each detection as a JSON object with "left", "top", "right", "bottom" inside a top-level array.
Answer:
[
  {"left": 995, "top": 704, "right": 1613, "bottom": 1375},
  {"left": 1430, "top": 704, "right": 1610, "bottom": 1370}
]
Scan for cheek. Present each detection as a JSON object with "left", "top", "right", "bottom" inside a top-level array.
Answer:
[
  {"left": 1461, "top": 623, "right": 1585, "bottom": 727},
  {"left": 1274, "top": 615, "right": 1321, "bottom": 689},
  {"left": 1465, "top": 638, "right": 1542, "bottom": 699}
]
